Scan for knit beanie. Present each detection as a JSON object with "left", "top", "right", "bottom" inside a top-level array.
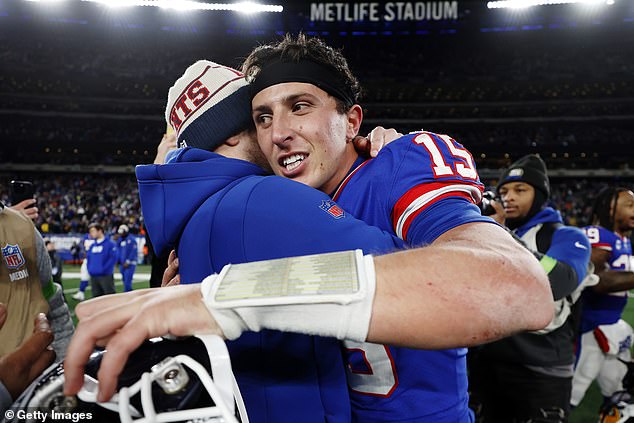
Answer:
[
  {"left": 496, "top": 154, "right": 550, "bottom": 199},
  {"left": 165, "top": 60, "right": 253, "bottom": 151}
]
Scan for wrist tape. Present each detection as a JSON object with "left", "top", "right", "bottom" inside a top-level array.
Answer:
[{"left": 200, "top": 250, "right": 376, "bottom": 342}]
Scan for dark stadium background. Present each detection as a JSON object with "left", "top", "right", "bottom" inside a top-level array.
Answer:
[{"left": 0, "top": 0, "right": 632, "bottom": 420}]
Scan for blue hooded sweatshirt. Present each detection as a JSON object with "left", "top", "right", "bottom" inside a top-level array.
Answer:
[{"left": 136, "top": 147, "right": 403, "bottom": 423}]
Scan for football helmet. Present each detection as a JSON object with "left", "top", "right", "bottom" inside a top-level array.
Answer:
[{"left": 6, "top": 335, "right": 248, "bottom": 423}]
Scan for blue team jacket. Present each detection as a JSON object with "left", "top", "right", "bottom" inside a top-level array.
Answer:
[
  {"left": 118, "top": 234, "right": 137, "bottom": 266},
  {"left": 86, "top": 237, "right": 117, "bottom": 277},
  {"left": 136, "top": 147, "right": 403, "bottom": 423}
]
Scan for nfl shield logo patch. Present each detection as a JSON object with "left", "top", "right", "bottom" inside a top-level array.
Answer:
[
  {"left": 320, "top": 200, "right": 345, "bottom": 219},
  {"left": 2, "top": 244, "right": 25, "bottom": 270}
]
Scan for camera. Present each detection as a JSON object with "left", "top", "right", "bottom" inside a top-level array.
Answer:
[{"left": 479, "top": 190, "right": 499, "bottom": 216}]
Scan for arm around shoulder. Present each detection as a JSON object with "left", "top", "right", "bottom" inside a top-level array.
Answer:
[{"left": 368, "top": 221, "right": 553, "bottom": 349}]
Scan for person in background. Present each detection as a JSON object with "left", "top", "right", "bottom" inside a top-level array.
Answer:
[
  {"left": 571, "top": 186, "right": 634, "bottom": 408},
  {"left": 116, "top": 224, "right": 137, "bottom": 292},
  {"left": 0, "top": 201, "right": 74, "bottom": 361},
  {"left": 45, "top": 239, "right": 63, "bottom": 288},
  {"left": 468, "top": 154, "right": 591, "bottom": 423},
  {"left": 72, "top": 233, "right": 94, "bottom": 302},
  {"left": 70, "top": 241, "right": 81, "bottom": 265},
  {"left": 85, "top": 223, "right": 117, "bottom": 298}
]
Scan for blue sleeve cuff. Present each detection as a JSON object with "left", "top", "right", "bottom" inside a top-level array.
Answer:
[{"left": 406, "top": 197, "right": 497, "bottom": 245}]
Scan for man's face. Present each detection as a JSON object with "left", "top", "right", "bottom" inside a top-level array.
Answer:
[
  {"left": 251, "top": 82, "right": 360, "bottom": 194},
  {"left": 614, "top": 190, "right": 634, "bottom": 233},
  {"left": 498, "top": 182, "right": 535, "bottom": 220},
  {"left": 89, "top": 227, "right": 100, "bottom": 239}
]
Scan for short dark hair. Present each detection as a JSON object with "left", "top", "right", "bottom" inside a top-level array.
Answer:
[
  {"left": 242, "top": 33, "right": 361, "bottom": 114},
  {"left": 88, "top": 222, "right": 104, "bottom": 232},
  {"left": 591, "top": 186, "right": 630, "bottom": 230}
]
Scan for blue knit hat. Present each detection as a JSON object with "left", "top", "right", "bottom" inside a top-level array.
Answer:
[{"left": 165, "top": 60, "right": 252, "bottom": 151}]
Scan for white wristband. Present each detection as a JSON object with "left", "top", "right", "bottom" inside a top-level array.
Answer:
[{"left": 200, "top": 250, "right": 376, "bottom": 342}]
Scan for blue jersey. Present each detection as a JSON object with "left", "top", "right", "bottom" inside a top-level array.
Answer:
[
  {"left": 137, "top": 147, "right": 404, "bottom": 423},
  {"left": 580, "top": 225, "right": 633, "bottom": 333},
  {"left": 332, "top": 131, "right": 491, "bottom": 422},
  {"left": 118, "top": 235, "right": 137, "bottom": 266},
  {"left": 86, "top": 237, "right": 117, "bottom": 277}
]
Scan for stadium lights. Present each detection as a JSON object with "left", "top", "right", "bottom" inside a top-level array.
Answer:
[
  {"left": 70, "top": 0, "right": 283, "bottom": 12},
  {"left": 487, "top": 0, "right": 615, "bottom": 9}
]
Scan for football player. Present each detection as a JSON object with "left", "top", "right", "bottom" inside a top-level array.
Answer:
[
  {"left": 244, "top": 33, "right": 552, "bottom": 422},
  {"left": 572, "top": 187, "right": 634, "bottom": 407},
  {"left": 116, "top": 224, "right": 137, "bottom": 293}
]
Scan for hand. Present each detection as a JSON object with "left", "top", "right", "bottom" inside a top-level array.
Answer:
[
  {"left": 489, "top": 200, "right": 506, "bottom": 226},
  {"left": 10, "top": 199, "right": 38, "bottom": 221},
  {"left": 353, "top": 126, "right": 403, "bottom": 158},
  {"left": 123, "top": 263, "right": 129, "bottom": 269},
  {"left": 0, "top": 313, "right": 55, "bottom": 400},
  {"left": 154, "top": 132, "right": 178, "bottom": 164},
  {"left": 63, "top": 285, "right": 223, "bottom": 402},
  {"left": 161, "top": 250, "right": 180, "bottom": 287}
]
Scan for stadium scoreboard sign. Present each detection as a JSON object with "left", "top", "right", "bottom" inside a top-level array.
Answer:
[{"left": 309, "top": 1, "right": 458, "bottom": 22}]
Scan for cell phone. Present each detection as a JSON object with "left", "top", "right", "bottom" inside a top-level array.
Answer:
[{"left": 10, "top": 180, "right": 35, "bottom": 207}]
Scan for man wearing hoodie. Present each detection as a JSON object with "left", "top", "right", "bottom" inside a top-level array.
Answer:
[
  {"left": 85, "top": 223, "right": 118, "bottom": 298},
  {"left": 468, "top": 154, "right": 591, "bottom": 423},
  {"left": 116, "top": 224, "right": 137, "bottom": 292}
]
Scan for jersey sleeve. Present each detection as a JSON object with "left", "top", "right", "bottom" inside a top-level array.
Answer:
[
  {"left": 224, "top": 177, "right": 405, "bottom": 262},
  {"left": 405, "top": 197, "right": 496, "bottom": 246},
  {"left": 584, "top": 225, "right": 616, "bottom": 252},
  {"left": 386, "top": 132, "right": 487, "bottom": 244}
]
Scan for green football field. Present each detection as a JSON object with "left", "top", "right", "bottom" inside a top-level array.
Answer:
[{"left": 60, "top": 263, "right": 630, "bottom": 422}]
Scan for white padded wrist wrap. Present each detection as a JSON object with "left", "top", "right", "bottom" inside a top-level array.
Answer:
[{"left": 200, "top": 250, "right": 376, "bottom": 342}]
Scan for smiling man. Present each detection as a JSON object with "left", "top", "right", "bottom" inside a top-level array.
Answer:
[{"left": 243, "top": 34, "right": 554, "bottom": 422}]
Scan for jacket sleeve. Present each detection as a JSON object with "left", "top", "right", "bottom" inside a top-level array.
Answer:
[
  {"left": 46, "top": 284, "right": 75, "bottom": 362},
  {"left": 543, "top": 226, "right": 591, "bottom": 300}
]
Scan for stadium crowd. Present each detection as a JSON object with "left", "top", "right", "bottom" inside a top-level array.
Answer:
[{"left": 0, "top": 174, "right": 141, "bottom": 235}]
